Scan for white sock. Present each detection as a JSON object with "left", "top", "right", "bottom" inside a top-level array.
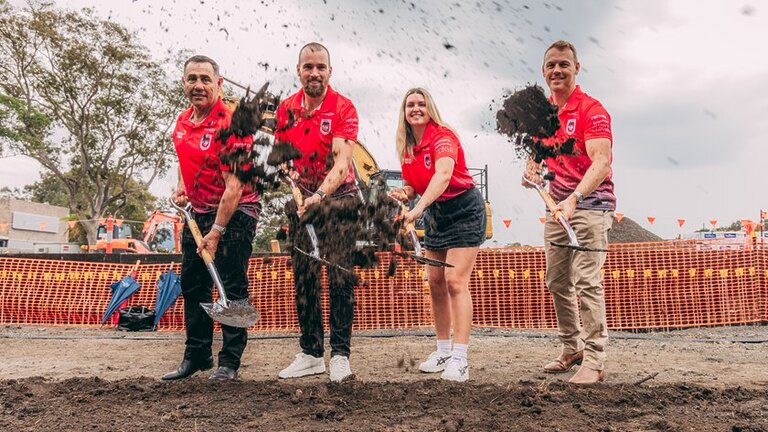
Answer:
[
  {"left": 437, "top": 339, "right": 452, "bottom": 355},
  {"left": 452, "top": 343, "right": 468, "bottom": 363}
]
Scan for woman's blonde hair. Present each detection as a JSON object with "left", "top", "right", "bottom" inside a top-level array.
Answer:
[{"left": 396, "top": 88, "right": 450, "bottom": 163}]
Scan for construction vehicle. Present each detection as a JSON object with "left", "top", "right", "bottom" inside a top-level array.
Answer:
[{"left": 83, "top": 211, "right": 182, "bottom": 254}]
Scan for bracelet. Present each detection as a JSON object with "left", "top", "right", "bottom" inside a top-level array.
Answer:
[{"left": 314, "top": 189, "right": 327, "bottom": 200}]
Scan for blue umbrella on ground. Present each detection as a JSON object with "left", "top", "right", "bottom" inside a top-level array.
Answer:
[
  {"left": 154, "top": 263, "right": 182, "bottom": 328},
  {"left": 101, "top": 261, "right": 142, "bottom": 325}
]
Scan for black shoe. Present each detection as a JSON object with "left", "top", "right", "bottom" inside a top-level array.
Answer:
[
  {"left": 210, "top": 366, "right": 238, "bottom": 381},
  {"left": 161, "top": 356, "right": 214, "bottom": 381}
]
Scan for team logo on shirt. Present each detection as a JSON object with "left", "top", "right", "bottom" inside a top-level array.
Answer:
[
  {"left": 200, "top": 133, "right": 213, "bottom": 150},
  {"left": 424, "top": 155, "right": 432, "bottom": 169},
  {"left": 566, "top": 118, "right": 577, "bottom": 135},
  {"left": 320, "top": 118, "right": 332, "bottom": 135}
]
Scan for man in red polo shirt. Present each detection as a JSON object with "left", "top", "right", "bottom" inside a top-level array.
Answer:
[
  {"left": 275, "top": 42, "right": 360, "bottom": 383},
  {"left": 523, "top": 40, "right": 614, "bottom": 385},
  {"left": 162, "top": 55, "right": 259, "bottom": 382}
]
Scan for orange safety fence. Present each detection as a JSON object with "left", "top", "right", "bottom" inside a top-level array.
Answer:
[{"left": 0, "top": 239, "right": 766, "bottom": 332}]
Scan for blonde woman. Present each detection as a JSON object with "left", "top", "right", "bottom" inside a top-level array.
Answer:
[{"left": 389, "top": 88, "right": 486, "bottom": 382}]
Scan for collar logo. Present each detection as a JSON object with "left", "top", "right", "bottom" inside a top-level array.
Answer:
[
  {"left": 200, "top": 133, "right": 213, "bottom": 150},
  {"left": 320, "top": 118, "right": 332, "bottom": 135},
  {"left": 566, "top": 118, "right": 577, "bottom": 135}
]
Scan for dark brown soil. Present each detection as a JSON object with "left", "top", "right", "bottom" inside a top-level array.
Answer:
[{"left": 1, "top": 377, "right": 766, "bottom": 432}]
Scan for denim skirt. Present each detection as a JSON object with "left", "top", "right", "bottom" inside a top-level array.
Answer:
[{"left": 423, "top": 187, "right": 486, "bottom": 250}]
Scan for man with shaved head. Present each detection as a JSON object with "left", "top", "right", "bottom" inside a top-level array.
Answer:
[
  {"left": 523, "top": 40, "right": 615, "bottom": 385},
  {"left": 275, "top": 42, "right": 361, "bottom": 383}
]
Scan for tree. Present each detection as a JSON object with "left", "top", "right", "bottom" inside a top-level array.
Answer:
[
  {"left": 252, "top": 185, "right": 292, "bottom": 252},
  {"left": 23, "top": 171, "right": 161, "bottom": 245},
  {"left": 0, "top": 1, "right": 184, "bottom": 245}
]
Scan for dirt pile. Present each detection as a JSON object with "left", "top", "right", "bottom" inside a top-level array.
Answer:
[
  {"left": 1, "top": 377, "right": 765, "bottom": 431},
  {"left": 609, "top": 216, "right": 663, "bottom": 243}
]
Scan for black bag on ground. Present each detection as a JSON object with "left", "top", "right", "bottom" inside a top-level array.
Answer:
[{"left": 117, "top": 306, "right": 155, "bottom": 331}]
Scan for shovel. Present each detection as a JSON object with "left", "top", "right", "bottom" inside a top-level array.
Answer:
[
  {"left": 522, "top": 175, "right": 608, "bottom": 253},
  {"left": 396, "top": 204, "right": 454, "bottom": 267},
  {"left": 169, "top": 199, "right": 259, "bottom": 328},
  {"left": 285, "top": 177, "right": 353, "bottom": 274}
]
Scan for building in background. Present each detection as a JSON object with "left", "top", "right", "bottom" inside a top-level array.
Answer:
[{"left": 0, "top": 198, "right": 77, "bottom": 253}]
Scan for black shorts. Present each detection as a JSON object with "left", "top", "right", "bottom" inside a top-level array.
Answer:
[{"left": 423, "top": 187, "right": 487, "bottom": 250}]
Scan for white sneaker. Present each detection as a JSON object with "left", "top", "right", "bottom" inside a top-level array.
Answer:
[
  {"left": 441, "top": 358, "right": 469, "bottom": 382},
  {"left": 329, "top": 355, "right": 353, "bottom": 383},
  {"left": 419, "top": 351, "right": 452, "bottom": 373},
  {"left": 278, "top": 353, "right": 325, "bottom": 379}
]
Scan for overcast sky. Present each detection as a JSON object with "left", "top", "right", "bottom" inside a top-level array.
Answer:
[{"left": 3, "top": 0, "right": 766, "bottom": 246}]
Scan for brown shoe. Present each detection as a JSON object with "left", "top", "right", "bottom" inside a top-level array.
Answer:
[
  {"left": 543, "top": 351, "right": 583, "bottom": 374},
  {"left": 568, "top": 365, "right": 605, "bottom": 385}
]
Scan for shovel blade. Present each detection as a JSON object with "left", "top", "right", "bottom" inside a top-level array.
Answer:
[
  {"left": 200, "top": 298, "right": 260, "bottom": 328},
  {"left": 403, "top": 253, "right": 454, "bottom": 268}
]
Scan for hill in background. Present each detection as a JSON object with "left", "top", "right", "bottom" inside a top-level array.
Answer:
[{"left": 609, "top": 216, "right": 663, "bottom": 243}]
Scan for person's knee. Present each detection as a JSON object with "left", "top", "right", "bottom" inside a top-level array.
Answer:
[{"left": 444, "top": 275, "right": 468, "bottom": 297}]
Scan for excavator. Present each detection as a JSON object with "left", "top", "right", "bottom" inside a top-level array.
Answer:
[{"left": 83, "top": 211, "right": 182, "bottom": 254}]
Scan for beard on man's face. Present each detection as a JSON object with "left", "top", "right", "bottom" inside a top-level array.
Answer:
[{"left": 303, "top": 79, "right": 325, "bottom": 97}]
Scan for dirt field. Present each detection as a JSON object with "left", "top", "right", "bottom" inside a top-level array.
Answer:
[{"left": 1, "top": 325, "right": 766, "bottom": 431}]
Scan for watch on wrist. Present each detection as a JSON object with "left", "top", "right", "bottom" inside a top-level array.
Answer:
[
  {"left": 315, "top": 188, "right": 327, "bottom": 200},
  {"left": 211, "top": 223, "right": 227, "bottom": 235},
  {"left": 573, "top": 190, "right": 585, "bottom": 203}
]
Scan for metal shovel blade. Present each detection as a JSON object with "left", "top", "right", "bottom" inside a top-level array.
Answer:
[
  {"left": 400, "top": 252, "right": 454, "bottom": 268},
  {"left": 294, "top": 246, "right": 353, "bottom": 274},
  {"left": 550, "top": 241, "right": 608, "bottom": 253},
  {"left": 200, "top": 298, "right": 260, "bottom": 328}
]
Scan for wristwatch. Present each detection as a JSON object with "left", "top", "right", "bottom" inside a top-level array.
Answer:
[
  {"left": 573, "top": 190, "right": 585, "bottom": 203},
  {"left": 314, "top": 188, "right": 327, "bottom": 200},
  {"left": 211, "top": 223, "right": 227, "bottom": 235}
]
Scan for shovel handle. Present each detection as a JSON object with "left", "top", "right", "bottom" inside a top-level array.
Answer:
[
  {"left": 185, "top": 218, "right": 214, "bottom": 265},
  {"left": 536, "top": 187, "right": 565, "bottom": 221}
]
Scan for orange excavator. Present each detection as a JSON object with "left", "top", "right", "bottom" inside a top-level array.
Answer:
[{"left": 83, "top": 211, "right": 183, "bottom": 254}]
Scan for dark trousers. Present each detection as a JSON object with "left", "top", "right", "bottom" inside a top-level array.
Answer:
[
  {"left": 180, "top": 210, "right": 256, "bottom": 370},
  {"left": 288, "top": 197, "right": 358, "bottom": 358}
]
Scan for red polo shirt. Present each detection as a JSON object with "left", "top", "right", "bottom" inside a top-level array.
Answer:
[
  {"left": 401, "top": 120, "right": 475, "bottom": 201},
  {"left": 173, "top": 98, "right": 258, "bottom": 214},
  {"left": 544, "top": 85, "right": 615, "bottom": 210},
  {"left": 274, "top": 85, "right": 359, "bottom": 196}
]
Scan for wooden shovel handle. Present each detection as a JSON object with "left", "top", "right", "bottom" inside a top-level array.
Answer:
[{"left": 185, "top": 217, "right": 215, "bottom": 265}]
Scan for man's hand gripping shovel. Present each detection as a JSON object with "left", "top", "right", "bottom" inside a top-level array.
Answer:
[
  {"left": 169, "top": 198, "right": 260, "bottom": 328},
  {"left": 284, "top": 176, "right": 354, "bottom": 274},
  {"left": 522, "top": 171, "right": 607, "bottom": 253}
]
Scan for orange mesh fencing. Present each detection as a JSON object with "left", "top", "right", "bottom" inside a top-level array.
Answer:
[{"left": 0, "top": 239, "right": 765, "bottom": 332}]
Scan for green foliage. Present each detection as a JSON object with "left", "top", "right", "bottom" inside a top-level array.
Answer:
[
  {"left": 252, "top": 185, "right": 291, "bottom": 252},
  {"left": 0, "top": 1, "right": 184, "bottom": 244}
]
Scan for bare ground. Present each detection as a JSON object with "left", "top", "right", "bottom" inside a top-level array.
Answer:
[{"left": 1, "top": 325, "right": 766, "bottom": 431}]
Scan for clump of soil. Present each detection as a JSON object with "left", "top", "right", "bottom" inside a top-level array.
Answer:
[{"left": 495, "top": 84, "right": 576, "bottom": 163}]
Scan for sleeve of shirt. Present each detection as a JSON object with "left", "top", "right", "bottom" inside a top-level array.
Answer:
[
  {"left": 274, "top": 102, "right": 289, "bottom": 142},
  {"left": 583, "top": 102, "right": 612, "bottom": 141},
  {"left": 334, "top": 99, "right": 359, "bottom": 141},
  {"left": 433, "top": 128, "right": 460, "bottom": 162}
]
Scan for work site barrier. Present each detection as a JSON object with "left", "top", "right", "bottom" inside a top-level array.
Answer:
[{"left": 0, "top": 239, "right": 765, "bottom": 332}]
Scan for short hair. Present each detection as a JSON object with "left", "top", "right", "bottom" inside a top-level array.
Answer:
[
  {"left": 298, "top": 42, "right": 331, "bottom": 66},
  {"left": 183, "top": 55, "right": 220, "bottom": 76},
  {"left": 544, "top": 40, "right": 578, "bottom": 63}
]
